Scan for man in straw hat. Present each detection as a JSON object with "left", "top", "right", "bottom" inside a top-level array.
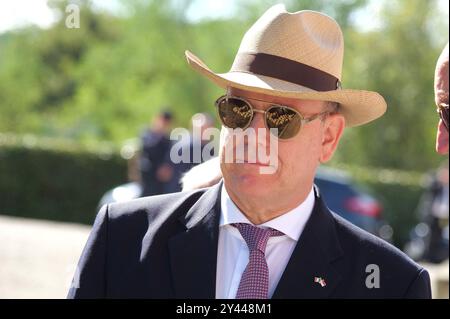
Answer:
[{"left": 69, "top": 5, "right": 431, "bottom": 298}]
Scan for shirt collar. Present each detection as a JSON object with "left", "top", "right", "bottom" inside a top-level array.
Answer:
[{"left": 220, "top": 184, "right": 315, "bottom": 241}]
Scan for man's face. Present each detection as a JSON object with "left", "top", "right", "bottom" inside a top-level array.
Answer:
[
  {"left": 219, "top": 87, "right": 344, "bottom": 201},
  {"left": 434, "top": 44, "right": 449, "bottom": 155}
]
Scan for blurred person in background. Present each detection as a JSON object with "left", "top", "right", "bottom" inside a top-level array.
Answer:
[
  {"left": 427, "top": 42, "right": 449, "bottom": 261},
  {"left": 139, "top": 110, "right": 174, "bottom": 196},
  {"left": 185, "top": 112, "right": 216, "bottom": 170},
  {"left": 435, "top": 43, "right": 449, "bottom": 155},
  {"left": 406, "top": 162, "right": 449, "bottom": 264},
  {"left": 168, "top": 112, "right": 217, "bottom": 192},
  {"left": 405, "top": 43, "right": 449, "bottom": 263},
  {"left": 424, "top": 162, "right": 449, "bottom": 263}
]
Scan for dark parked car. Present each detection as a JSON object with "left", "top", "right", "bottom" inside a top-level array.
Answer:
[
  {"left": 314, "top": 167, "right": 393, "bottom": 242},
  {"left": 98, "top": 167, "right": 393, "bottom": 242}
]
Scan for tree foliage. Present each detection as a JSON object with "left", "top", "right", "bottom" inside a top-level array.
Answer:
[{"left": 0, "top": 0, "right": 447, "bottom": 171}]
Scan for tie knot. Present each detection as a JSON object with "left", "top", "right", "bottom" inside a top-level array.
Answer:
[{"left": 232, "top": 223, "right": 284, "bottom": 252}]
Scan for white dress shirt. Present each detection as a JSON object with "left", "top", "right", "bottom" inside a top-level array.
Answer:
[{"left": 215, "top": 184, "right": 315, "bottom": 299}]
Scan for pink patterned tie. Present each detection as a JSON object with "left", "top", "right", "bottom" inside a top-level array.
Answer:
[{"left": 233, "top": 223, "right": 284, "bottom": 299}]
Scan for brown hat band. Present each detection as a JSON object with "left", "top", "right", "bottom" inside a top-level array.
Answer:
[{"left": 231, "top": 53, "right": 340, "bottom": 92}]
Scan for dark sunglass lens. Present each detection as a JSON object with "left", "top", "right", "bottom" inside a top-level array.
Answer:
[
  {"left": 441, "top": 108, "right": 449, "bottom": 130},
  {"left": 266, "top": 106, "right": 302, "bottom": 139},
  {"left": 217, "top": 98, "right": 252, "bottom": 129}
]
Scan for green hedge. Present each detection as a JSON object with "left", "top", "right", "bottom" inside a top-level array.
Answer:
[
  {"left": 0, "top": 134, "right": 127, "bottom": 224},
  {"left": 0, "top": 133, "right": 427, "bottom": 247}
]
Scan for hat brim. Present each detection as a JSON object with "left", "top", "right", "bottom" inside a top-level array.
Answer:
[{"left": 186, "top": 50, "right": 386, "bottom": 127}]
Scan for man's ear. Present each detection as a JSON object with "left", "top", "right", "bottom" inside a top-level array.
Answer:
[{"left": 320, "top": 114, "right": 345, "bottom": 163}]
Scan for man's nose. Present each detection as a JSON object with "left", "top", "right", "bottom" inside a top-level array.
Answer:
[
  {"left": 248, "top": 109, "right": 266, "bottom": 130},
  {"left": 247, "top": 109, "right": 273, "bottom": 147}
]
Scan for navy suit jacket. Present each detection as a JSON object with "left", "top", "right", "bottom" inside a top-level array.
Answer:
[{"left": 68, "top": 182, "right": 431, "bottom": 299}]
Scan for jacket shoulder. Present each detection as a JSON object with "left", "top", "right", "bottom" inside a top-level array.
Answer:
[
  {"left": 333, "top": 212, "right": 419, "bottom": 269},
  {"left": 331, "top": 212, "right": 431, "bottom": 298},
  {"left": 98, "top": 189, "right": 209, "bottom": 245},
  {"left": 106, "top": 188, "right": 207, "bottom": 222}
]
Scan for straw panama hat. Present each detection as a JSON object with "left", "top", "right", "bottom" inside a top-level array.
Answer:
[{"left": 185, "top": 4, "right": 387, "bottom": 127}]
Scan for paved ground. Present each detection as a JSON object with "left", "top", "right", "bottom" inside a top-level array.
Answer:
[
  {"left": 0, "top": 215, "right": 448, "bottom": 299},
  {"left": 0, "top": 215, "right": 90, "bottom": 298},
  {"left": 421, "top": 260, "right": 449, "bottom": 299}
]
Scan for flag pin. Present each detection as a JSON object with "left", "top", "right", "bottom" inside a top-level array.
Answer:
[{"left": 314, "top": 277, "right": 326, "bottom": 287}]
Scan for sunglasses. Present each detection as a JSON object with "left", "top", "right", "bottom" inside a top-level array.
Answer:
[
  {"left": 437, "top": 102, "right": 449, "bottom": 131},
  {"left": 215, "top": 95, "right": 329, "bottom": 139}
]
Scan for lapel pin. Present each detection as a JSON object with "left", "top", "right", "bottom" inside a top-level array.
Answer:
[{"left": 314, "top": 277, "right": 327, "bottom": 287}]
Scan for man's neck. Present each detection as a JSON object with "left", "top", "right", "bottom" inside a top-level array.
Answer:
[{"left": 224, "top": 184, "right": 313, "bottom": 225}]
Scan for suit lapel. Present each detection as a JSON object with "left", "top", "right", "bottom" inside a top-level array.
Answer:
[
  {"left": 272, "top": 187, "right": 344, "bottom": 299},
  {"left": 168, "top": 182, "right": 222, "bottom": 298}
]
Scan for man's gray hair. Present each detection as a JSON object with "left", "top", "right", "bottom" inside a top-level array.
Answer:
[{"left": 325, "top": 101, "right": 340, "bottom": 114}]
